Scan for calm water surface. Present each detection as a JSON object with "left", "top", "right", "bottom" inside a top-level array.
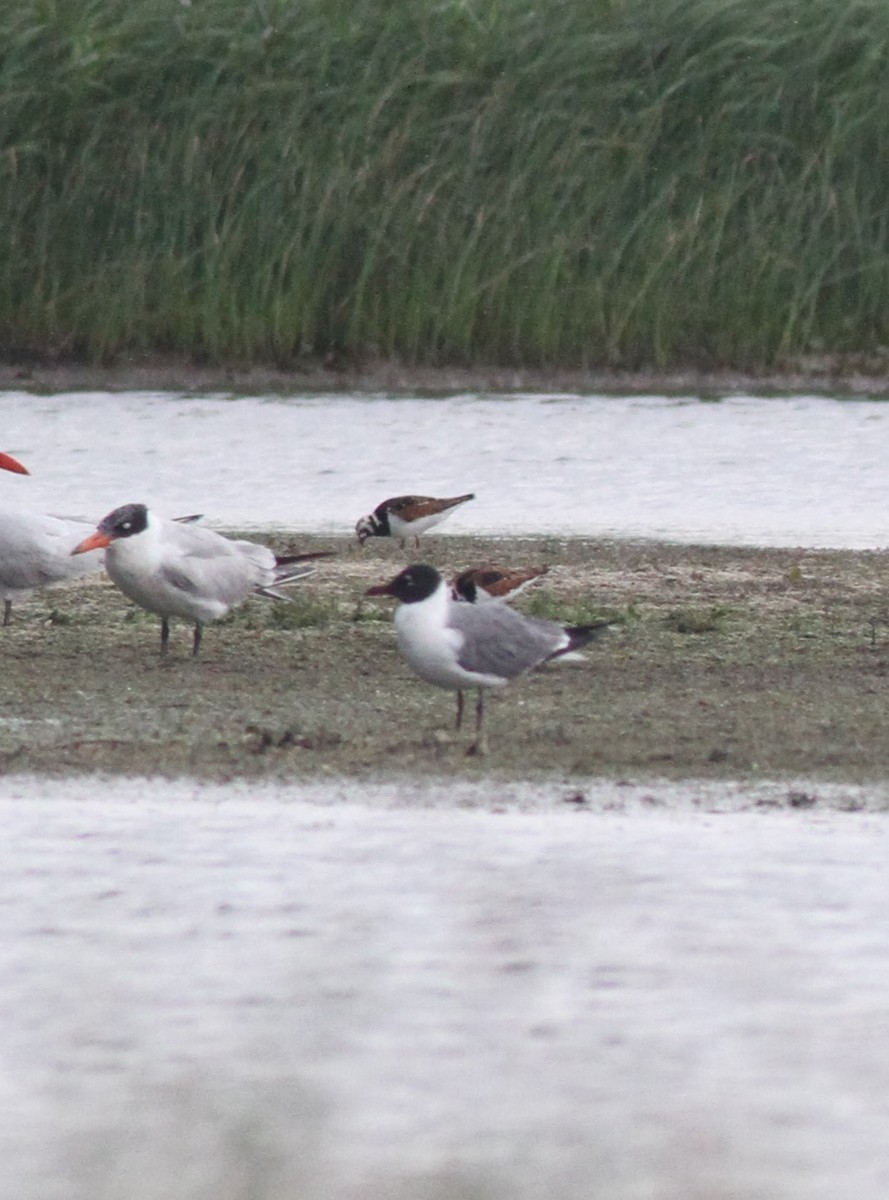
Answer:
[
  {"left": 2, "top": 390, "right": 889, "bottom": 545},
  {"left": 2, "top": 776, "right": 889, "bottom": 1200}
]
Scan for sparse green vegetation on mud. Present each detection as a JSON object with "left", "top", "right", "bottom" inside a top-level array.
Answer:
[{"left": 2, "top": 535, "right": 889, "bottom": 782}]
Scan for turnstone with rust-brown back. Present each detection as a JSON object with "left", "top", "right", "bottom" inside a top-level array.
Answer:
[
  {"left": 451, "top": 562, "right": 549, "bottom": 604},
  {"left": 356, "top": 492, "right": 475, "bottom": 548}
]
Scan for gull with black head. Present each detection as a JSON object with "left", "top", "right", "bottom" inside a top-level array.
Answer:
[
  {"left": 72, "top": 502, "right": 331, "bottom": 656},
  {"left": 366, "top": 563, "right": 609, "bottom": 754}
]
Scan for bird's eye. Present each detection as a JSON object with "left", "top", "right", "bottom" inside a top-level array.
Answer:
[{"left": 121, "top": 522, "right": 131, "bottom": 531}]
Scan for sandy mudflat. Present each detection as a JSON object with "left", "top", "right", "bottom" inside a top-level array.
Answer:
[{"left": 2, "top": 533, "right": 889, "bottom": 782}]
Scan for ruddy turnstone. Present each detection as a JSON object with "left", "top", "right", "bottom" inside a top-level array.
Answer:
[
  {"left": 451, "top": 563, "right": 549, "bottom": 603},
  {"left": 356, "top": 492, "right": 475, "bottom": 547}
]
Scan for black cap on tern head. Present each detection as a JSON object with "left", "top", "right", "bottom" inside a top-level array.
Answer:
[{"left": 99, "top": 502, "right": 150, "bottom": 539}]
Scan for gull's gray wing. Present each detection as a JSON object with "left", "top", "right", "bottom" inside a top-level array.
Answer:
[{"left": 447, "top": 601, "right": 565, "bottom": 680}]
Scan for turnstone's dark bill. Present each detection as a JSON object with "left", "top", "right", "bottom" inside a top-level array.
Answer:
[
  {"left": 452, "top": 563, "right": 549, "bottom": 603},
  {"left": 0, "top": 451, "right": 29, "bottom": 475},
  {"left": 72, "top": 502, "right": 332, "bottom": 657},
  {"left": 356, "top": 492, "right": 475, "bottom": 547},
  {"left": 366, "top": 563, "right": 609, "bottom": 754}
]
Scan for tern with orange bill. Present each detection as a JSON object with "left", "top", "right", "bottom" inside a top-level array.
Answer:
[
  {"left": 72, "top": 502, "right": 332, "bottom": 656},
  {"left": 0, "top": 450, "right": 105, "bottom": 624}
]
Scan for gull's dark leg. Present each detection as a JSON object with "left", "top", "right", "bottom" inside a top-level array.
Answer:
[
  {"left": 192, "top": 621, "right": 203, "bottom": 657},
  {"left": 3, "top": 599, "right": 11, "bottom": 626},
  {"left": 160, "top": 617, "right": 171, "bottom": 656},
  {"left": 455, "top": 689, "right": 465, "bottom": 730},
  {"left": 469, "top": 688, "right": 489, "bottom": 756}
]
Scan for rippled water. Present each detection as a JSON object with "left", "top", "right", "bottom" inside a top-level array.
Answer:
[
  {"left": 3, "top": 389, "right": 889, "bottom": 545},
  {"left": 3, "top": 776, "right": 889, "bottom": 1200}
]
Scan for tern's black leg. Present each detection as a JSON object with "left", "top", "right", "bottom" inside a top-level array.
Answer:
[
  {"left": 455, "top": 689, "right": 465, "bottom": 730},
  {"left": 3, "top": 599, "right": 11, "bottom": 626},
  {"left": 160, "top": 617, "right": 171, "bottom": 656},
  {"left": 192, "top": 621, "right": 203, "bottom": 657}
]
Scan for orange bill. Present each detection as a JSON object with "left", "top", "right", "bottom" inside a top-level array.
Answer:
[
  {"left": 71, "top": 530, "right": 112, "bottom": 556},
  {"left": 0, "top": 450, "right": 29, "bottom": 475}
]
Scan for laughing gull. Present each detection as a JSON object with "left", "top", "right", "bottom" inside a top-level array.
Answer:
[
  {"left": 356, "top": 492, "right": 475, "bottom": 548},
  {"left": 366, "top": 563, "right": 609, "bottom": 754},
  {"left": 451, "top": 563, "right": 549, "bottom": 603},
  {"left": 72, "top": 502, "right": 331, "bottom": 656}
]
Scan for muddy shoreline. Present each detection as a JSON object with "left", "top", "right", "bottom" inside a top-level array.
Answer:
[
  {"left": 4, "top": 353, "right": 889, "bottom": 397},
  {"left": 2, "top": 533, "right": 888, "bottom": 782}
]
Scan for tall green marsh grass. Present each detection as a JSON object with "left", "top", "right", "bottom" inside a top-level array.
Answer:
[{"left": 3, "top": 0, "right": 889, "bottom": 369}]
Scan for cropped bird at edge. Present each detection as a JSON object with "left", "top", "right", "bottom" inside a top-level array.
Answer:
[
  {"left": 366, "top": 563, "right": 609, "bottom": 754},
  {"left": 72, "top": 502, "right": 332, "bottom": 657},
  {"left": 0, "top": 451, "right": 27, "bottom": 476},
  {"left": 451, "top": 563, "right": 549, "bottom": 604},
  {"left": 356, "top": 493, "right": 475, "bottom": 548},
  {"left": 0, "top": 449, "right": 106, "bottom": 625}
]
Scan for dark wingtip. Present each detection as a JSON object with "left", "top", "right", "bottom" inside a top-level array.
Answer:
[
  {"left": 275, "top": 550, "right": 336, "bottom": 567},
  {"left": 564, "top": 621, "right": 613, "bottom": 651}
]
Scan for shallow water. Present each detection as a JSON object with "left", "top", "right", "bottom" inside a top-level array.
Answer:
[
  {"left": 3, "top": 775, "right": 889, "bottom": 1200},
  {"left": 3, "top": 390, "right": 889, "bottom": 546}
]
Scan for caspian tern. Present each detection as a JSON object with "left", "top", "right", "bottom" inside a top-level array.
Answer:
[
  {"left": 451, "top": 563, "right": 549, "bottom": 603},
  {"left": 0, "top": 449, "right": 105, "bottom": 624},
  {"left": 356, "top": 493, "right": 475, "bottom": 547},
  {"left": 366, "top": 563, "right": 609, "bottom": 754},
  {"left": 72, "top": 502, "right": 332, "bottom": 656}
]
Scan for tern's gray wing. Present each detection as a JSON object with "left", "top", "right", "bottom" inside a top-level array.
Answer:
[
  {"left": 447, "top": 601, "right": 565, "bottom": 680},
  {"left": 158, "top": 519, "right": 269, "bottom": 562},
  {"left": 0, "top": 509, "right": 101, "bottom": 591},
  {"left": 157, "top": 520, "right": 273, "bottom": 605}
]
